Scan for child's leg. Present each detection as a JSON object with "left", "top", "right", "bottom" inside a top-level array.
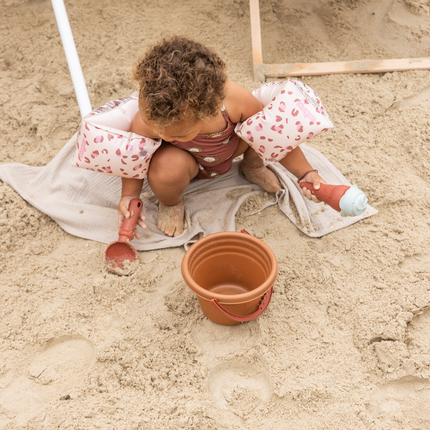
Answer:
[
  {"left": 237, "top": 140, "right": 282, "bottom": 193},
  {"left": 147, "top": 142, "right": 199, "bottom": 237}
]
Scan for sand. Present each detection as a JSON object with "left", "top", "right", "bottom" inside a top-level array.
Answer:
[{"left": 1, "top": 0, "right": 430, "bottom": 428}]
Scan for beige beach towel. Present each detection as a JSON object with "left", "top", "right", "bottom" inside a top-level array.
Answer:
[{"left": 0, "top": 132, "right": 377, "bottom": 251}]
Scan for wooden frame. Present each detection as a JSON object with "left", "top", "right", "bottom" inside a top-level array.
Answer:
[{"left": 249, "top": 0, "right": 430, "bottom": 82}]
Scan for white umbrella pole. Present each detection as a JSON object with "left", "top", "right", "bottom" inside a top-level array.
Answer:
[{"left": 51, "top": 0, "right": 92, "bottom": 117}]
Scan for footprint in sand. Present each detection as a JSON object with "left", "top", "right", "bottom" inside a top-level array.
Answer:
[
  {"left": 207, "top": 361, "right": 272, "bottom": 417},
  {"left": 399, "top": 253, "right": 430, "bottom": 277},
  {"left": 388, "top": 86, "right": 430, "bottom": 113},
  {"left": 0, "top": 335, "right": 95, "bottom": 426},
  {"left": 191, "top": 319, "right": 261, "bottom": 359},
  {"left": 368, "top": 308, "right": 430, "bottom": 427},
  {"left": 407, "top": 308, "right": 430, "bottom": 356},
  {"left": 368, "top": 376, "right": 430, "bottom": 427}
]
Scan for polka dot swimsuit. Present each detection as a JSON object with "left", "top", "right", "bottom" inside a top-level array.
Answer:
[{"left": 171, "top": 106, "right": 240, "bottom": 179}]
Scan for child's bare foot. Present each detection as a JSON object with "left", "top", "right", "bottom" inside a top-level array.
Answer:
[
  {"left": 240, "top": 151, "right": 282, "bottom": 194},
  {"left": 157, "top": 195, "right": 185, "bottom": 237}
]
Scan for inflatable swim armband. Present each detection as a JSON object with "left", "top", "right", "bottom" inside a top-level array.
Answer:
[
  {"left": 72, "top": 96, "right": 162, "bottom": 179},
  {"left": 235, "top": 80, "right": 334, "bottom": 165}
]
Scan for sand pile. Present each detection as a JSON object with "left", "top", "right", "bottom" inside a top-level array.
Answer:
[{"left": 1, "top": 0, "right": 430, "bottom": 429}]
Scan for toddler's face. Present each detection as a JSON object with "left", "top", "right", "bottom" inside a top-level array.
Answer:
[
  {"left": 158, "top": 118, "right": 204, "bottom": 143},
  {"left": 141, "top": 111, "right": 203, "bottom": 142}
]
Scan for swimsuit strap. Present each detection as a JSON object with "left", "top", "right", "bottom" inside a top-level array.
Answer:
[{"left": 220, "top": 105, "right": 229, "bottom": 118}]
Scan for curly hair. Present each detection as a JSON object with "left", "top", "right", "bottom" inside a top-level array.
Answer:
[{"left": 132, "top": 36, "right": 227, "bottom": 127}]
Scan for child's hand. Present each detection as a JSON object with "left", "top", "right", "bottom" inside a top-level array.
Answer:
[
  {"left": 299, "top": 170, "right": 326, "bottom": 203},
  {"left": 118, "top": 195, "right": 147, "bottom": 239}
]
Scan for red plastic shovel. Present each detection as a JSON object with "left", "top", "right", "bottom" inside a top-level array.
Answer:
[{"left": 104, "top": 198, "right": 142, "bottom": 275}]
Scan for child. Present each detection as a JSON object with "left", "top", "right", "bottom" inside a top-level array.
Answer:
[{"left": 118, "top": 36, "right": 325, "bottom": 237}]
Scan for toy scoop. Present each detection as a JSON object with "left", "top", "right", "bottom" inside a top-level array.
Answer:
[
  {"left": 105, "top": 198, "right": 142, "bottom": 275},
  {"left": 299, "top": 182, "right": 368, "bottom": 217}
]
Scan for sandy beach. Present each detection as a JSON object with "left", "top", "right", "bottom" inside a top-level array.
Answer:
[{"left": 1, "top": 0, "right": 430, "bottom": 429}]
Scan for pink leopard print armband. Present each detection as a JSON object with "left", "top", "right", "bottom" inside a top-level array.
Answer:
[
  {"left": 235, "top": 80, "right": 334, "bottom": 165},
  {"left": 72, "top": 96, "right": 161, "bottom": 179}
]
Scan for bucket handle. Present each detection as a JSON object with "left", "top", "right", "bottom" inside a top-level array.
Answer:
[{"left": 210, "top": 286, "right": 273, "bottom": 323}]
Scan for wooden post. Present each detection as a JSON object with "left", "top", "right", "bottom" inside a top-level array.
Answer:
[
  {"left": 248, "top": 0, "right": 430, "bottom": 82},
  {"left": 249, "top": 0, "right": 264, "bottom": 81},
  {"left": 262, "top": 58, "right": 430, "bottom": 78}
]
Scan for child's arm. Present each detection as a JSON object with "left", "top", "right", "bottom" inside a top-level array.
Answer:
[
  {"left": 279, "top": 147, "right": 326, "bottom": 203},
  {"left": 226, "top": 81, "right": 325, "bottom": 203},
  {"left": 130, "top": 112, "right": 160, "bottom": 138},
  {"left": 224, "top": 80, "right": 264, "bottom": 122},
  {"left": 118, "top": 177, "right": 146, "bottom": 238},
  {"left": 117, "top": 112, "right": 159, "bottom": 238}
]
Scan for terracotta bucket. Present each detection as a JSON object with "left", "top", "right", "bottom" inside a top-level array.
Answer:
[{"left": 181, "top": 231, "right": 278, "bottom": 326}]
